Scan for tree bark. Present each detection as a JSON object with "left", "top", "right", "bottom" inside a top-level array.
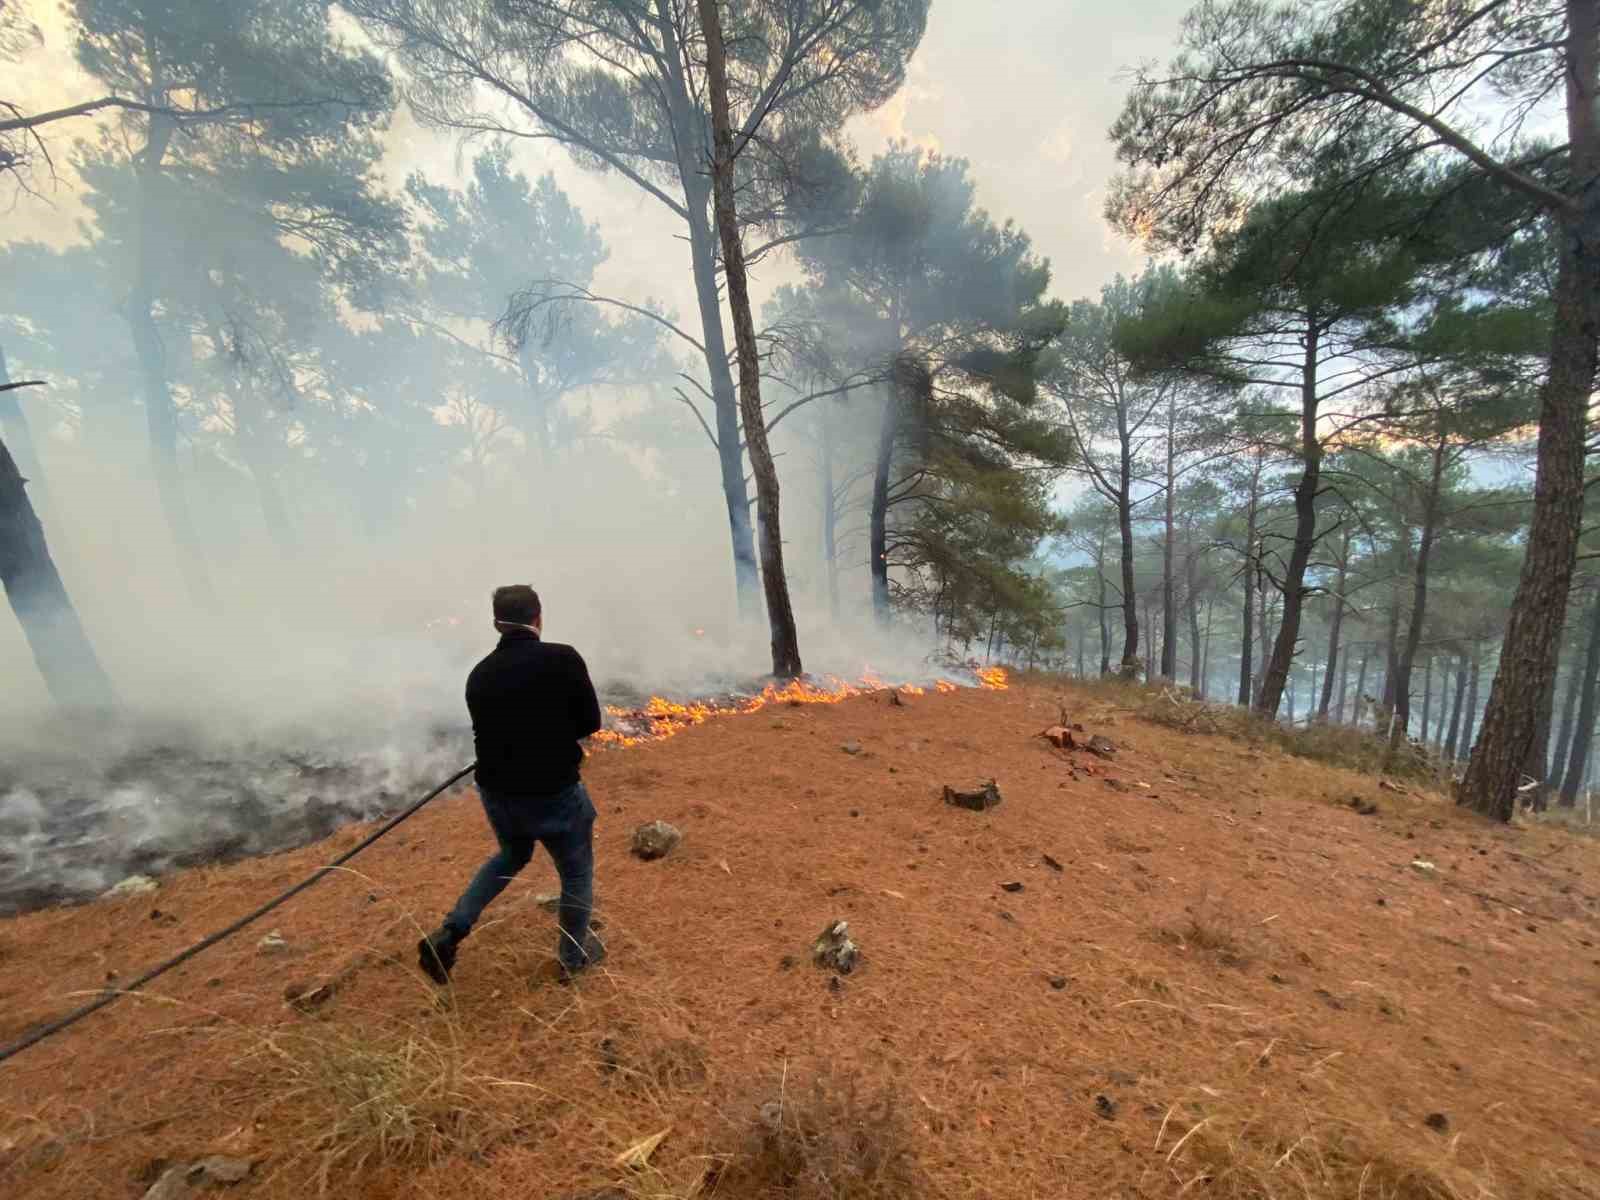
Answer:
[
  {"left": 0, "top": 344, "right": 47, "bottom": 510},
  {"left": 0, "top": 431, "right": 116, "bottom": 711},
  {"left": 1427, "top": 659, "right": 1440, "bottom": 742},
  {"left": 1186, "top": 547, "right": 1202, "bottom": 690},
  {"left": 869, "top": 377, "right": 897, "bottom": 621},
  {"left": 1561, "top": 589, "right": 1600, "bottom": 806},
  {"left": 1256, "top": 316, "right": 1322, "bottom": 717},
  {"left": 1097, "top": 526, "right": 1111, "bottom": 675},
  {"left": 1318, "top": 526, "right": 1350, "bottom": 719},
  {"left": 1460, "top": 0, "right": 1600, "bottom": 820},
  {"left": 1117, "top": 459, "right": 1138, "bottom": 676},
  {"left": 1143, "top": 596, "right": 1155, "bottom": 680},
  {"left": 1238, "top": 455, "right": 1261, "bottom": 706},
  {"left": 1389, "top": 440, "right": 1444, "bottom": 763},
  {"left": 1444, "top": 653, "right": 1469, "bottom": 760},
  {"left": 697, "top": 0, "right": 801, "bottom": 677},
  {"left": 1459, "top": 646, "right": 1481, "bottom": 761},
  {"left": 1353, "top": 644, "right": 1372, "bottom": 727},
  {"left": 1522, "top": 659, "right": 1560, "bottom": 811},
  {"left": 1161, "top": 391, "right": 1178, "bottom": 679},
  {"left": 128, "top": 113, "right": 217, "bottom": 611},
  {"left": 655, "top": 8, "right": 760, "bottom": 618},
  {"left": 1336, "top": 638, "right": 1352, "bottom": 723}
]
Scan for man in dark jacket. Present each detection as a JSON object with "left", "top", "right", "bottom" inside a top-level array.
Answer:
[{"left": 418, "top": 584, "right": 606, "bottom": 984}]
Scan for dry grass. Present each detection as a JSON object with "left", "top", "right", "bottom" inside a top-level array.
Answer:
[
  {"left": 239, "top": 1017, "right": 516, "bottom": 1190},
  {"left": 1163, "top": 893, "right": 1251, "bottom": 968},
  {"left": 5, "top": 678, "right": 1599, "bottom": 1200},
  {"left": 1131, "top": 686, "right": 1441, "bottom": 784},
  {"left": 713, "top": 1067, "right": 921, "bottom": 1200},
  {"left": 1153, "top": 1057, "right": 1600, "bottom": 1200}
]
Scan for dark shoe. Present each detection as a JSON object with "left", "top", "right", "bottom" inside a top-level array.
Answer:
[
  {"left": 418, "top": 925, "right": 463, "bottom": 985},
  {"left": 558, "top": 932, "right": 607, "bottom": 984}
]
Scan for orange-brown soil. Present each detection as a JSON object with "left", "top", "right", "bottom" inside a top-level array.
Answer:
[{"left": 2, "top": 679, "right": 1597, "bottom": 1198}]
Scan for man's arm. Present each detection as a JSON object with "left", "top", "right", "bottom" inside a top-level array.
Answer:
[{"left": 568, "top": 648, "right": 603, "bottom": 739}]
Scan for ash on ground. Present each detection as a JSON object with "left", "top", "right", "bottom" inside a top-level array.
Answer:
[
  {"left": 1, "top": 664, "right": 984, "bottom": 915},
  {"left": 0, "top": 717, "right": 471, "bottom": 916}
]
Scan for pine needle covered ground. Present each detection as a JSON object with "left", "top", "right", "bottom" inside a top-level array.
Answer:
[{"left": 2, "top": 679, "right": 1596, "bottom": 1199}]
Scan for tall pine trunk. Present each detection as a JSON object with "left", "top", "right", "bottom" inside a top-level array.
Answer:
[
  {"left": 698, "top": 0, "right": 801, "bottom": 677},
  {"left": 1560, "top": 589, "right": 1600, "bottom": 807},
  {"left": 1522, "top": 664, "right": 1560, "bottom": 811},
  {"left": 1186, "top": 548, "right": 1202, "bottom": 689},
  {"left": 1444, "top": 654, "right": 1469, "bottom": 760},
  {"left": 1353, "top": 644, "right": 1372, "bottom": 727},
  {"left": 1256, "top": 315, "right": 1322, "bottom": 717},
  {"left": 1336, "top": 640, "right": 1352, "bottom": 723},
  {"left": 0, "top": 345, "right": 47, "bottom": 509},
  {"left": 1160, "top": 391, "right": 1178, "bottom": 679},
  {"left": 1238, "top": 456, "right": 1262, "bottom": 706},
  {"left": 1389, "top": 441, "right": 1444, "bottom": 764},
  {"left": 656, "top": 11, "right": 760, "bottom": 619},
  {"left": 1318, "top": 526, "right": 1350, "bottom": 719},
  {"left": 1, "top": 429, "right": 116, "bottom": 711},
  {"left": 1097, "top": 526, "right": 1111, "bottom": 675},
  {"left": 869, "top": 377, "right": 897, "bottom": 621},
  {"left": 1459, "top": 647, "right": 1481, "bottom": 761},
  {"left": 1117, "top": 475, "right": 1138, "bottom": 675},
  {"left": 1461, "top": 0, "right": 1600, "bottom": 820}
]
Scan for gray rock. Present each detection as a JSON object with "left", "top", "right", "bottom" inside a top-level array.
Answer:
[
  {"left": 1086, "top": 735, "right": 1118, "bottom": 759},
  {"left": 256, "top": 930, "right": 287, "bottom": 954},
  {"left": 841, "top": 741, "right": 863, "bottom": 755},
  {"left": 193, "top": 1157, "right": 254, "bottom": 1184},
  {"left": 812, "top": 919, "right": 860, "bottom": 974},
  {"left": 631, "top": 821, "right": 682, "bottom": 861},
  {"left": 140, "top": 1156, "right": 254, "bottom": 1199},
  {"left": 943, "top": 780, "right": 1002, "bottom": 812},
  {"left": 141, "top": 1167, "right": 193, "bottom": 1200}
]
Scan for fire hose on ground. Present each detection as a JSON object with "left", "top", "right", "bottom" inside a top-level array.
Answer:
[{"left": 0, "top": 761, "right": 478, "bottom": 1068}]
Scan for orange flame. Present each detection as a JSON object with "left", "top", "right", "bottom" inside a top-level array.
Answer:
[
  {"left": 976, "top": 666, "right": 1009, "bottom": 691},
  {"left": 589, "top": 667, "right": 1001, "bottom": 749}
]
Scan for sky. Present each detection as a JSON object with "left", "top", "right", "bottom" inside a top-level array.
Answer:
[{"left": 9, "top": 0, "right": 1196, "bottom": 321}]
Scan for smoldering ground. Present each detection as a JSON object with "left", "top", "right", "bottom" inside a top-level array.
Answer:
[{"left": 0, "top": 391, "right": 960, "bottom": 912}]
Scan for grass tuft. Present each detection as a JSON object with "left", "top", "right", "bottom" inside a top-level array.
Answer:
[{"left": 714, "top": 1067, "right": 921, "bottom": 1200}]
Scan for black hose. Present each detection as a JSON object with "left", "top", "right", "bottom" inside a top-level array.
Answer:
[{"left": 0, "top": 761, "right": 476, "bottom": 1068}]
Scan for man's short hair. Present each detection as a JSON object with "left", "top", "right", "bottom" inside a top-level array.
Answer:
[{"left": 492, "top": 585, "right": 541, "bottom": 626}]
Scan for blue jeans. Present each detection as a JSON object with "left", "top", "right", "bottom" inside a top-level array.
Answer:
[{"left": 444, "top": 781, "right": 597, "bottom": 970}]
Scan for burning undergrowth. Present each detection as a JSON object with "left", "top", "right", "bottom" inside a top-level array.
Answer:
[{"left": 0, "top": 664, "right": 1006, "bottom": 915}]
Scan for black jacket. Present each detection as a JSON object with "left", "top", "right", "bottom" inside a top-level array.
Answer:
[{"left": 465, "top": 630, "right": 603, "bottom": 796}]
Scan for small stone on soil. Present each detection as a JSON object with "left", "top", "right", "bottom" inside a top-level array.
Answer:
[
  {"left": 1094, "top": 1094, "right": 1118, "bottom": 1119},
  {"left": 631, "top": 821, "right": 682, "bottom": 860},
  {"left": 943, "top": 779, "right": 1002, "bottom": 811},
  {"left": 1086, "top": 735, "right": 1117, "bottom": 759},
  {"left": 1000, "top": 881, "right": 1024, "bottom": 893},
  {"left": 1424, "top": 1112, "right": 1450, "bottom": 1133},
  {"left": 813, "top": 920, "right": 860, "bottom": 974}
]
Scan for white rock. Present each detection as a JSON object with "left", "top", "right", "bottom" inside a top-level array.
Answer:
[{"left": 103, "top": 874, "right": 159, "bottom": 898}]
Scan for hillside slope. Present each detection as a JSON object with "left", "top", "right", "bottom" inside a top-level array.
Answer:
[{"left": 2, "top": 680, "right": 1597, "bottom": 1199}]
